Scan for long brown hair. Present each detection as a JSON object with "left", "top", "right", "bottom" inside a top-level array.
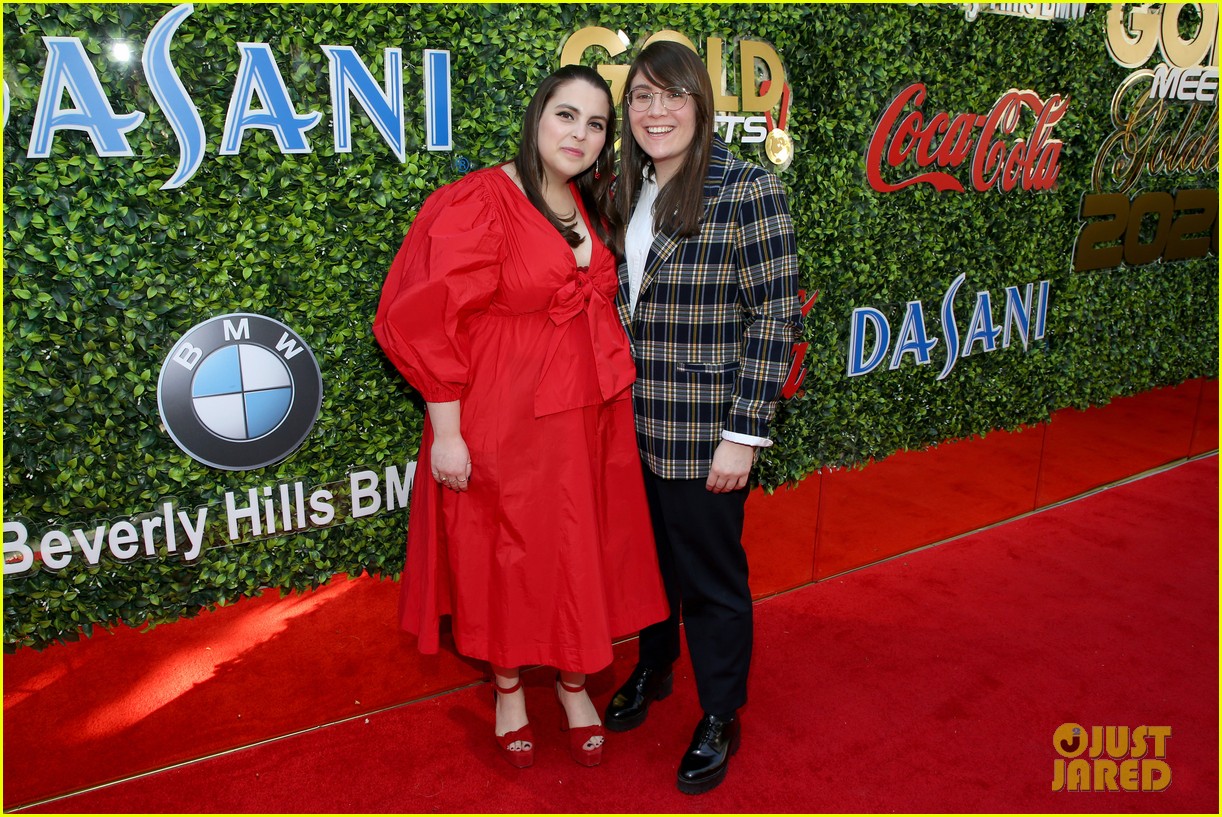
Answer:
[
  {"left": 617, "top": 41, "right": 715, "bottom": 238},
  {"left": 515, "top": 65, "right": 622, "bottom": 256}
]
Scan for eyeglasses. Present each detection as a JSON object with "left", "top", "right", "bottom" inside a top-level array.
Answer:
[{"left": 626, "top": 87, "right": 692, "bottom": 112}]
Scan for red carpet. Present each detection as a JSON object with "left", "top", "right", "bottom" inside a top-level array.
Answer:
[{"left": 8, "top": 455, "right": 1216, "bottom": 813}]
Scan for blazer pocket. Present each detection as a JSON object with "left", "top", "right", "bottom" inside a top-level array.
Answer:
[{"left": 675, "top": 360, "right": 739, "bottom": 384}]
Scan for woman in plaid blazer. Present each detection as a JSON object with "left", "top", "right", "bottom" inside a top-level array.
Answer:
[{"left": 603, "top": 41, "right": 802, "bottom": 795}]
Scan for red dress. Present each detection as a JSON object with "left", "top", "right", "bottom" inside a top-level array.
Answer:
[{"left": 374, "top": 166, "right": 668, "bottom": 673}]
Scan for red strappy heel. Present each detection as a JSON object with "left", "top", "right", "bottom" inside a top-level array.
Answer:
[
  {"left": 556, "top": 675, "right": 605, "bottom": 767},
  {"left": 494, "top": 678, "right": 534, "bottom": 768}
]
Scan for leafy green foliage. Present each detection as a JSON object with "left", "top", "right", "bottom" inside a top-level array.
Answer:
[{"left": 3, "top": 4, "right": 1216, "bottom": 650}]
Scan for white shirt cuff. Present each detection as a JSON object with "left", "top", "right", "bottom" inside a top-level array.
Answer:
[{"left": 721, "top": 430, "right": 772, "bottom": 448}]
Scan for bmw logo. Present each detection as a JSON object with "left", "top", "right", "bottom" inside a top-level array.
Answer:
[{"left": 157, "top": 313, "right": 323, "bottom": 471}]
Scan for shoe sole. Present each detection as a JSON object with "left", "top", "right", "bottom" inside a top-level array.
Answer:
[
  {"left": 604, "top": 674, "right": 673, "bottom": 733},
  {"left": 676, "top": 731, "right": 740, "bottom": 795}
]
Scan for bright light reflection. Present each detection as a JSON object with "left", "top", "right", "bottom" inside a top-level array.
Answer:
[
  {"left": 110, "top": 40, "right": 133, "bottom": 62},
  {"left": 74, "top": 579, "right": 360, "bottom": 740}
]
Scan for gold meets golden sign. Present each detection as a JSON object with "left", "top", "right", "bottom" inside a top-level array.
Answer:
[{"left": 765, "top": 127, "right": 793, "bottom": 165}]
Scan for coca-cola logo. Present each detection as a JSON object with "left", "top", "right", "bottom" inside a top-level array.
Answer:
[{"left": 866, "top": 82, "right": 1071, "bottom": 194}]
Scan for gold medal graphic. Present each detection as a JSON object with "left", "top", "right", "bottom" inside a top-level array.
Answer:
[
  {"left": 760, "top": 79, "right": 794, "bottom": 167},
  {"left": 765, "top": 128, "right": 793, "bottom": 165}
]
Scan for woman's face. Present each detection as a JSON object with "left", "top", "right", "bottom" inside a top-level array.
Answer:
[
  {"left": 627, "top": 74, "right": 698, "bottom": 186},
  {"left": 535, "top": 79, "right": 609, "bottom": 188}
]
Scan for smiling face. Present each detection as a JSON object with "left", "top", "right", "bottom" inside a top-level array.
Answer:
[
  {"left": 627, "top": 76, "right": 698, "bottom": 188},
  {"left": 535, "top": 78, "right": 610, "bottom": 189}
]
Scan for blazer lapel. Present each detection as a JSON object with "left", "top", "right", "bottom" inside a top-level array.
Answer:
[
  {"left": 620, "top": 199, "right": 682, "bottom": 330},
  {"left": 640, "top": 230, "right": 682, "bottom": 295},
  {"left": 636, "top": 138, "right": 733, "bottom": 305},
  {"left": 615, "top": 259, "right": 634, "bottom": 330}
]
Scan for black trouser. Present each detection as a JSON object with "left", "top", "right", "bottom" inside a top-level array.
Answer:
[{"left": 637, "top": 467, "right": 752, "bottom": 717}]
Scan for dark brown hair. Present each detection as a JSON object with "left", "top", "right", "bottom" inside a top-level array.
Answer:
[
  {"left": 617, "top": 41, "right": 715, "bottom": 238},
  {"left": 515, "top": 65, "right": 622, "bottom": 256}
]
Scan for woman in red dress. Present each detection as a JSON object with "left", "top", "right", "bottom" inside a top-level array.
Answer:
[{"left": 373, "top": 65, "right": 667, "bottom": 769}]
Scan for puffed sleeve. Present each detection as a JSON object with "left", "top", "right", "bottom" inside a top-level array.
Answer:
[{"left": 373, "top": 176, "right": 504, "bottom": 401}]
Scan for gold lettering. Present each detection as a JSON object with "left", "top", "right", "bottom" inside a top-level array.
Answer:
[
  {"left": 1089, "top": 725, "right": 1105, "bottom": 758},
  {"left": 1066, "top": 758, "right": 1091, "bottom": 791},
  {"left": 1104, "top": 725, "right": 1130, "bottom": 758},
  {"left": 739, "top": 40, "right": 785, "bottom": 112},
  {"left": 559, "top": 27, "right": 787, "bottom": 122},
  {"left": 559, "top": 27, "right": 629, "bottom": 101},
  {"left": 1145, "top": 725, "right": 1172, "bottom": 758},
  {"left": 641, "top": 29, "right": 699, "bottom": 52},
  {"left": 1131, "top": 725, "right": 1148, "bottom": 757},
  {"left": 1159, "top": 3, "right": 1218, "bottom": 69},
  {"left": 1142, "top": 759, "right": 1172, "bottom": 791},
  {"left": 1093, "top": 759, "right": 1120, "bottom": 791},
  {"left": 1053, "top": 722, "right": 1086, "bottom": 757},
  {"left": 1107, "top": 3, "right": 1219, "bottom": 70},
  {"left": 1092, "top": 71, "right": 1219, "bottom": 193},
  {"left": 705, "top": 37, "right": 739, "bottom": 112},
  {"left": 1107, "top": 4, "right": 1164, "bottom": 68},
  {"left": 1119, "top": 758, "right": 1141, "bottom": 791}
]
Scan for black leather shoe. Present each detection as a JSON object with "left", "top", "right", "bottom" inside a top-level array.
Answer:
[
  {"left": 677, "top": 713, "right": 740, "bottom": 794},
  {"left": 604, "top": 664, "right": 673, "bottom": 732}
]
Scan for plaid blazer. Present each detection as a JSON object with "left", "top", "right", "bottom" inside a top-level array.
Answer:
[{"left": 617, "top": 138, "right": 802, "bottom": 480}]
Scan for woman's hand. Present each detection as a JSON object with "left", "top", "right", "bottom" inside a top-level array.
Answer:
[
  {"left": 426, "top": 400, "right": 472, "bottom": 492},
  {"left": 431, "top": 433, "right": 472, "bottom": 492},
  {"left": 706, "top": 440, "right": 754, "bottom": 493}
]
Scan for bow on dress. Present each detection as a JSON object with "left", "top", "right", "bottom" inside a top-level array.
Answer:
[{"left": 535, "top": 267, "right": 636, "bottom": 417}]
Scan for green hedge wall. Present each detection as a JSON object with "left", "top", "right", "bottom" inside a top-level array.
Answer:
[{"left": 3, "top": 3, "right": 1217, "bottom": 650}]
